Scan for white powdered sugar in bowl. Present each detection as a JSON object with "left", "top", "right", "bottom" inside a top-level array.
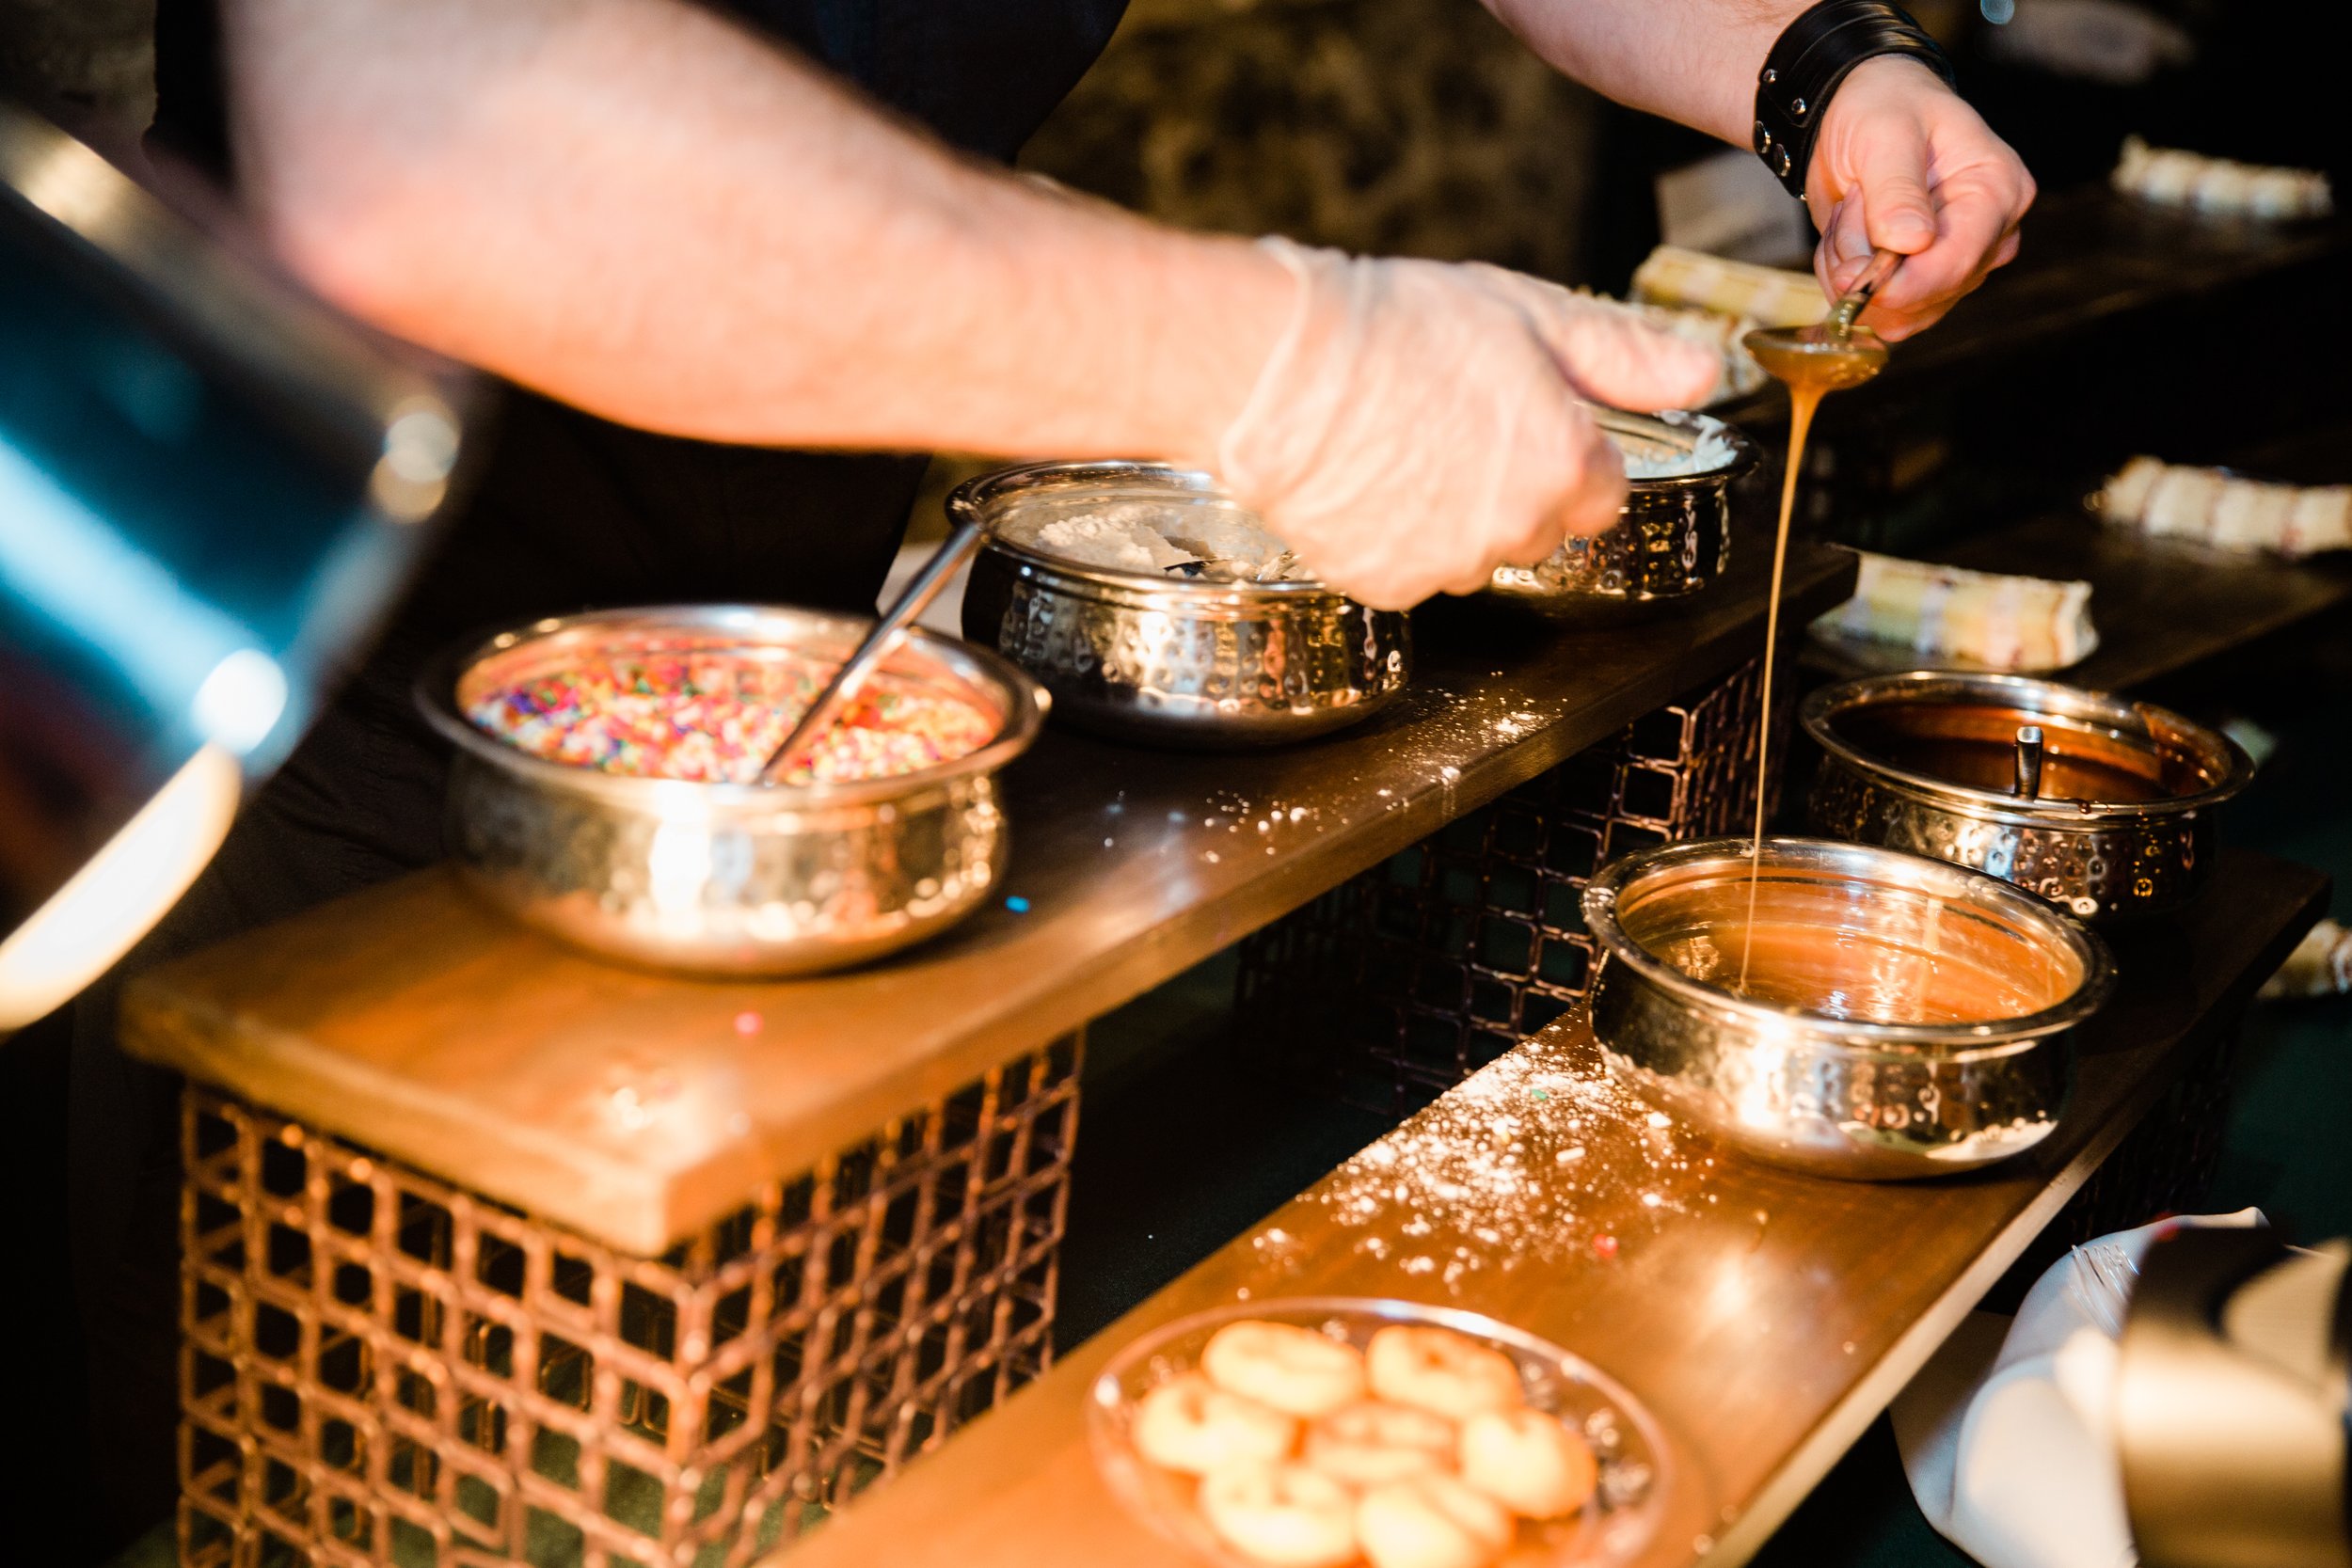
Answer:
[
  {"left": 997, "top": 493, "right": 1314, "bottom": 584},
  {"left": 1606, "top": 420, "right": 1739, "bottom": 481}
]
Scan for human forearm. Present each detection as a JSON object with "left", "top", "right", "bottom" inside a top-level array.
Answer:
[
  {"left": 1478, "top": 0, "right": 1803, "bottom": 147},
  {"left": 223, "top": 0, "right": 1731, "bottom": 609},
  {"left": 222, "top": 0, "right": 1291, "bottom": 461}
]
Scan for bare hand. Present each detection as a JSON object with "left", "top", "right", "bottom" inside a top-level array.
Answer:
[{"left": 1805, "top": 56, "right": 2036, "bottom": 340}]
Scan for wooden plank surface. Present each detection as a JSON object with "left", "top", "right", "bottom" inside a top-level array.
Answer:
[
  {"left": 1800, "top": 511, "right": 2352, "bottom": 694},
  {"left": 119, "top": 532, "right": 1856, "bottom": 1255},
  {"left": 782, "top": 848, "right": 2327, "bottom": 1568},
  {"left": 1945, "top": 516, "right": 2352, "bottom": 693}
]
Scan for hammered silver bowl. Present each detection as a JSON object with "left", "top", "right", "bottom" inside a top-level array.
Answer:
[
  {"left": 1584, "top": 837, "right": 2114, "bottom": 1180},
  {"left": 1486, "top": 407, "right": 1757, "bottom": 615},
  {"left": 416, "top": 605, "right": 1047, "bottom": 976},
  {"left": 1804, "top": 672, "right": 2256, "bottom": 923},
  {"left": 955, "top": 461, "right": 1410, "bottom": 748}
]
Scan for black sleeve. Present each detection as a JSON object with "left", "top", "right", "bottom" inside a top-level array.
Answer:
[{"left": 149, "top": 0, "right": 234, "bottom": 182}]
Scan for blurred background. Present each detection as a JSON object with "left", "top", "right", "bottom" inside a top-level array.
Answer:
[{"left": 13, "top": 0, "right": 2348, "bottom": 272}]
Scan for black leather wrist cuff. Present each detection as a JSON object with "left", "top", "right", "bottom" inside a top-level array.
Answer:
[{"left": 1753, "top": 1, "right": 1954, "bottom": 201}]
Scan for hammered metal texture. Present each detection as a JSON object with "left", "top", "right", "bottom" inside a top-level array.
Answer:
[
  {"left": 964, "top": 549, "right": 1411, "bottom": 746},
  {"left": 421, "top": 606, "right": 1047, "bottom": 977},
  {"left": 1587, "top": 963, "right": 2072, "bottom": 1180},
  {"left": 177, "top": 1039, "right": 1079, "bottom": 1568},
  {"left": 445, "top": 754, "right": 1009, "bottom": 975},
  {"left": 1806, "top": 755, "right": 2217, "bottom": 922},
  {"left": 1234, "top": 657, "right": 1784, "bottom": 1114},
  {"left": 1487, "top": 472, "right": 1733, "bottom": 607},
  {"left": 1486, "top": 408, "right": 1755, "bottom": 611},
  {"left": 1580, "top": 837, "right": 2111, "bottom": 1180}
]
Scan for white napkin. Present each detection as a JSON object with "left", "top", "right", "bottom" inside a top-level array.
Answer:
[{"left": 1891, "top": 1210, "right": 2268, "bottom": 1568}]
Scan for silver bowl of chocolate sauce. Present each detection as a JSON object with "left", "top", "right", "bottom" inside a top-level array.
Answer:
[
  {"left": 1486, "top": 407, "right": 1758, "bottom": 616},
  {"left": 1584, "top": 837, "right": 2114, "bottom": 1180},
  {"left": 1803, "top": 672, "right": 2255, "bottom": 923},
  {"left": 417, "top": 605, "right": 1047, "bottom": 975},
  {"left": 956, "top": 461, "right": 1411, "bottom": 748}
]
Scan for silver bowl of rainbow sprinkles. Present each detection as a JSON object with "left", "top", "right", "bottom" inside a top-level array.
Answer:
[{"left": 416, "top": 603, "right": 1048, "bottom": 976}]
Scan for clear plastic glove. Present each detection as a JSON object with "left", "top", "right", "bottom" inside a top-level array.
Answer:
[{"left": 1216, "top": 238, "right": 1722, "bottom": 610}]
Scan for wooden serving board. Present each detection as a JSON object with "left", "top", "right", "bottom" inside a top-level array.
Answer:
[{"left": 781, "top": 848, "right": 2326, "bottom": 1568}]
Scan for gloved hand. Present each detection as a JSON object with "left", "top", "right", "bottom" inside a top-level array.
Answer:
[
  {"left": 1216, "top": 238, "right": 1722, "bottom": 610},
  {"left": 1807, "top": 56, "right": 2038, "bottom": 341}
]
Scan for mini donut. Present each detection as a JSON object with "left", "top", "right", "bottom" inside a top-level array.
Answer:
[
  {"left": 1302, "top": 1401, "right": 1458, "bottom": 1487},
  {"left": 1366, "top": 1326, "right": 1523, "bottom": 1422},
  {"left": 1133, "top": 1372, "right": 1297, "bottom": 1477},
  {"left": 1457, "top": 1408, "right": 1598, "bottom": 1520},
  {"left": 1355, "top": 1471, "right": 1515, "bottom": 1568},
  {"left": 1202, "top": 1322, "right": 1369, "bottom": 1419},
  {"left": 1199, "top": 1462, "right": 1359, "bottom": 1568}
]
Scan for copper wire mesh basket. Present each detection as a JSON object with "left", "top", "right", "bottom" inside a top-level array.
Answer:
[
  {"left": 1236, "top": 657, "right": 1788, "bottom": 1115},
  {"left": 178, "top": 1038, "right": 1080, "bottom": 1568}
]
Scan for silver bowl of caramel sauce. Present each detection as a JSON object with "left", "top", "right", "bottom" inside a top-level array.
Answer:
[
  {"left": 1584, "top": 837, "right": 2114, "bottom": 1180},
  {"left": 1803, "top": 672, "right": 2255, "bottom": 923}
]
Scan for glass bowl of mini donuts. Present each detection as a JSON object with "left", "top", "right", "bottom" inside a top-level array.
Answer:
[{"left": 1087, "top": 1297, "right": 1671, "bottom": 1568}]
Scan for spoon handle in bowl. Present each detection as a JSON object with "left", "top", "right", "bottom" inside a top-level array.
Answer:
[{"left": 757, "top": 515, "right": 987, "bottom": 784}]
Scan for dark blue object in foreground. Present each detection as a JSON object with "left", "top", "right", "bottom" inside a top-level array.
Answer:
[{"left": 0, "top": 102, "right": 470, "bottom": 1014}]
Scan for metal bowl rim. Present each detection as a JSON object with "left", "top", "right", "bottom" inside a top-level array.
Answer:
[
  {"left": 1484, "top": 408, "right": 1755, "bottom": 605},
  {"left": 1799, "top": 671, "right": 2255, "bottom": 823},
  {"left": 1590, "top": 405, "right": 1761, "bottom": 489},
  {"left": 414, "top": 603, "right": 1049, "bottom": 808},
  {"left": 951, "top": 459, "right": 1357, "bottom": 601},
  {"left": 967, "top": 537, "right": 1389, "bottom": 618},
  {"left": 1582, "top": 835, "right": 2117, "bottom": 1048}
]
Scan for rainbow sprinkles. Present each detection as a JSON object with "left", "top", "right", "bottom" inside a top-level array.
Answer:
[{"left": 467, "top": 650, "right": 997, "bottom": 785}]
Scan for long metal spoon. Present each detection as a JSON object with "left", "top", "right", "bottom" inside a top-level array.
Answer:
[{"left": 757, "top": 514, "right": 987, "bottom": 784}]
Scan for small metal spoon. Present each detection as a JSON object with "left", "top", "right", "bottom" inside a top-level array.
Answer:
[
  {"left": 1740, "top": 247, "right": 1905, "bottom": 389},
  {"left": 757, "top": 514, "right": 986, "bottom": 784}
]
